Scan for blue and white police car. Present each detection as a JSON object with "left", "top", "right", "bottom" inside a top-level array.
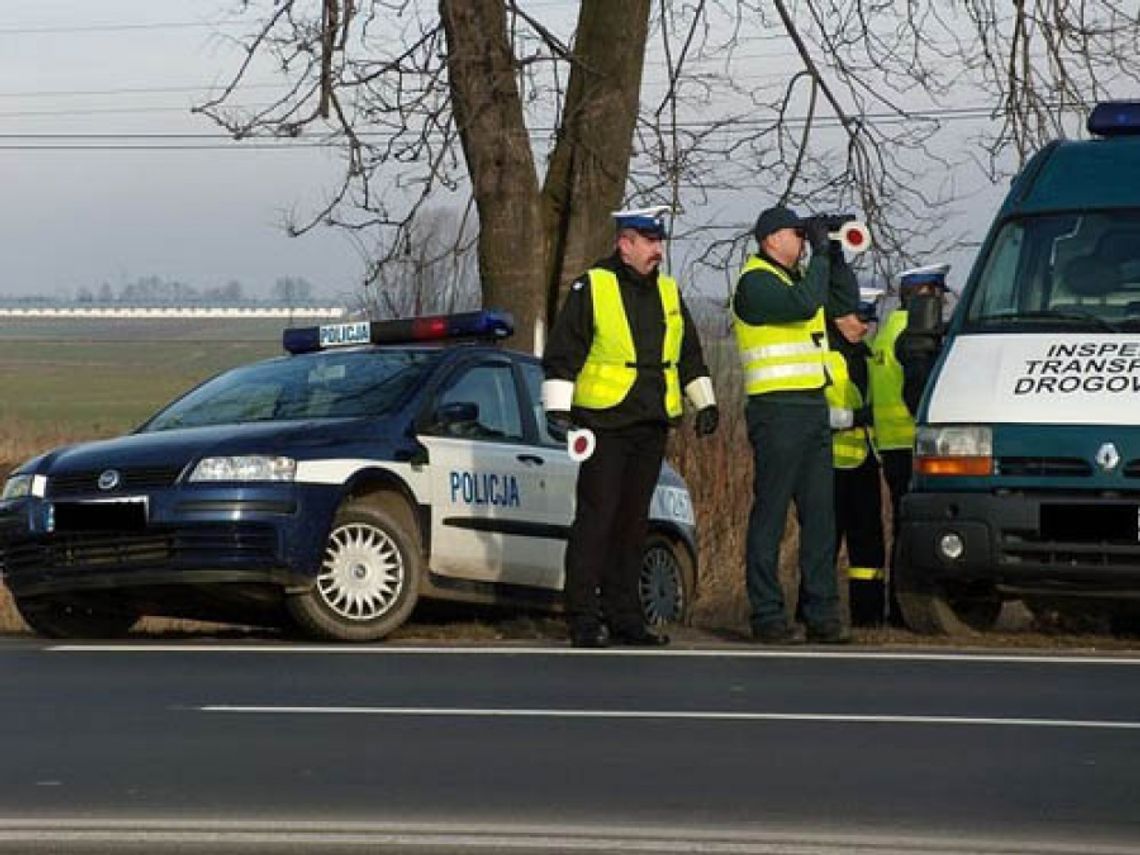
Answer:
[{"left": 0, "top": 311, "right": 699, "bottom": 641}]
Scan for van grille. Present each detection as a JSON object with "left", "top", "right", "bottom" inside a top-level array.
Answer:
[{"left": 996, "top": 457, "right": 1093, "bottom": 478}]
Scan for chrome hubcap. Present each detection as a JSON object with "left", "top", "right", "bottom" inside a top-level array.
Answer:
[{"left": 318, "top": 522, "right": 405, "bottom": 621}]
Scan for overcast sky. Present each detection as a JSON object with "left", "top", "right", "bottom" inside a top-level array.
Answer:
[
  {"left": 2, "top": 0, "right": 364, "bottom": 300},
  {"left": 1, "top": 1, "right": 1031, "bottom": 303}
]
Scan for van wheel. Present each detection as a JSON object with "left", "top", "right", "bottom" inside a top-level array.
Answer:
[
  {"left": 287, "top": 495, "right": 422, "bottom": 642},
  {"left": 897, "top": 584, "right": 1002, "bottom": 636},
  {"left": 894, "top": 547, "right": 1001, "bottom": 635},
  {"left": 16, "top": 596, "right": 140, "bottom": 639},
  {"left": 639, "top": 534, "right": 695, "bottom": 627}
]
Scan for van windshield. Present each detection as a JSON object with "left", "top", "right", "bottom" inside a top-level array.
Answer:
[{"left": 965, "top": 211, "right": 1140, "bottom": 331}]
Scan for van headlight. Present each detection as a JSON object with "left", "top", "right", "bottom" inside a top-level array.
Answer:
[
  {"left": 1, "top": 474, "right": 34, "bottom": 501},
  {"left": 914, "top": 426, "right": 993, "bottom": 476},
  {"left": 188, "top": 456, "right": 296, "bottom": 482}
]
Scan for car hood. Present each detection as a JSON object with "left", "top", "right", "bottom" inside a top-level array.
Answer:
[{"left": 35, "top": 419, "right": 405, "bottom": 477}]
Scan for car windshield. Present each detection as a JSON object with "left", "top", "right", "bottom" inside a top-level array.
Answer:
[
  {"left": 965, "top": 211, "right": 1140, "bottom": 331},
  {"left": 141, "top": 349, "right": 435, "bottom": 432}
]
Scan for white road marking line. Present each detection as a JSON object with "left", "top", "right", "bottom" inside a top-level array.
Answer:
[
  {"left": 199, "top": 705, "right": 1140, "bottom": 729},
  {"left": 0, "top": 819, "right": 1133, "bottom": 855},
  {"left": 48, "top": 644, "right": 1140, "bottom": 665}
]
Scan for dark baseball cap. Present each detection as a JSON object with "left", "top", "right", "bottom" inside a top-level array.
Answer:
[{"left": 753, "top": 206, "right": 804, "bottom": 242}]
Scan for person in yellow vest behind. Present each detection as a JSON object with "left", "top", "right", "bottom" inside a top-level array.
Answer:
[
  {"left": 868, "top": 263, "right": 951, "bottom": 624},
  {"left": 825, "top": 296, "right": 887, "bottom": 627},
  {"left": 542, "top": 206, "right": 718, "bottom": 649},
  {"left": 732, "top": 205, "right": 860, "bottom": 645}
]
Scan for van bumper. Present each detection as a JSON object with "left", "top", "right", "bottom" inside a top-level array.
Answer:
[{"left": 897, "top": 491, "right": 1140, "bottom": 598}]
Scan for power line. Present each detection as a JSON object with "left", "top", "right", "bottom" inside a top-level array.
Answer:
[
  {"left": 0, "top": 20, "right": 245, "bottom": 35},
  {"left": 0, "top": 83, "right": 283, "bottom": 99},
  {"left": 0, "top": 102, "right": 1036, "bottom": 147}
]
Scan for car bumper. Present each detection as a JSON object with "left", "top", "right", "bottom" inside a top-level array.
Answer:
[
  {"left": 0, "top": 484, "right": 341, "bottom": 598},
  {"left": 898, "top": 490, "right": 1140, "bottom": 598}
]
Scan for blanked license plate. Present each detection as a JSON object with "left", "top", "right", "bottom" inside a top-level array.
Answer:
[
  {"left": 51, "top": 498, "right": 148, "bottom": 532},
  {"left": 1040, "top": 503, "right": 1140, "bottom": 544}
]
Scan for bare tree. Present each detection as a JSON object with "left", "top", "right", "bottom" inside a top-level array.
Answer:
[
  {"left": 197, "top": 1, "right": 1140, "bottom": 324},
  {"left": 354, "top": 207, "right": 480, "bottom": 318},
  {"left": 199, "top": 0, "right": 651, "bottom": 350}
]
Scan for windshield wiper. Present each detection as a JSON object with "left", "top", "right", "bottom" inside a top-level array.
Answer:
[{"left": 972, "top": 309, "right": 1120, "bottom": 333}]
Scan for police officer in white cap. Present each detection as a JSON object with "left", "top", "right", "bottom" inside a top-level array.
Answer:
[
  {"left": 542, "top": 206, "right": 718, "bottom": 648},
  {"left": 869, "top": 263, "right": 950, "bottom": 624}
]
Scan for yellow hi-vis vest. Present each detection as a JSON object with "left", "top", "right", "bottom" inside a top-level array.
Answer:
[
  {"left": 732, "top": 256, "right": 827, "bottom": 395},
  {"left": 572, "top": 268, "right": 684, "bottom": 417},
  {"left": 824, "top": 350, "right": 871, "bottom": 469},
  {"left": 868, "top": 309, "right": 915, "bottom": 451}
]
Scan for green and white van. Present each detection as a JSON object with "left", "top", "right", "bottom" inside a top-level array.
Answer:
[{"left": 896, "top": 101, "right": 1140, "bottom": 635}]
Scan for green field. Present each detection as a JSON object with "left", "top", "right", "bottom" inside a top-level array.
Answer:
[{"left": 0, "top": 319, "right": 286, "bottom": 455}]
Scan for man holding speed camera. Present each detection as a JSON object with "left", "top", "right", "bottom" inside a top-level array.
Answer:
[
  {"left": 542, "top": 207, "right": 718, "bottom": 649},
  {"left": 732, "top": 206, "right": 862, "bottom": 644}
]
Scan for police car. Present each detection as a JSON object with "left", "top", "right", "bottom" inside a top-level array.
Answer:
[{"left": 0, "top": 311, "right": 698, "bottom": 641}]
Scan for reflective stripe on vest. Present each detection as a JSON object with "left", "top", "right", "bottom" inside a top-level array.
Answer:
[
  {"left": 847, "top": 566, "right": 886, "bottom": 581},
  {"left": 824, "top": 350, "right": 870, "bottom": 469},
  {"left": 572, "top": 269, "right": 684, "bottom": 417},
  {"left": 868, "top": 309, "right": 915, "bottom": 451},
  {"left": 732, "top": 256, "right": 826, "bottom": 395}
]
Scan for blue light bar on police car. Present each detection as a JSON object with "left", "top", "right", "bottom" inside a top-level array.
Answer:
[
  {"left": 1087, "top": 101, "right": 1140, "bottom": 137},
  {"left": 283, "top": 309, "right": 515, "bottom": 354}
]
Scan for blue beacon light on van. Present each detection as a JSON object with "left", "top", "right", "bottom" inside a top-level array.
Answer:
[
  {"left": 1087, "top": 101, "right": 1140, "bottom": 137},
  {"left": 283, "top": 309, "right": 515, "bottom": 354}
]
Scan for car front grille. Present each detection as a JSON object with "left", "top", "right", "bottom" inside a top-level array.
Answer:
[
  {"left": 0, "top": 523, "right": 279, "bottom": 578},
  {"left": 47, "top": 466, "right": 185, "bottom": 498}
]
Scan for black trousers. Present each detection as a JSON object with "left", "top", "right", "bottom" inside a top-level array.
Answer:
[
  {"left": 564, "top": 422, "right": 667, "bottom": 632},
  {"left": 880, "top": 449, "right": 912, "bottom": 525},
  {"left": 835, "top": 455, "right": 886, "bottom": 626},
  {"left": 879, "top": 448, "right": 913, "bottom": 624}
]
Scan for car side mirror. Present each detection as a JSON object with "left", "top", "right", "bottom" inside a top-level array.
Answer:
[{"left": 431, "top": 401, "right": 479, "bottom": 431}]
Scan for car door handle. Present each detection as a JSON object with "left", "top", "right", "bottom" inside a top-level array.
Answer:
[{"left": 516, "top": 454, "right": 545, "bottom": 466}]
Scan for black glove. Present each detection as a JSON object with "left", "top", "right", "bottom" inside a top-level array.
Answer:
[
  {"left": 694, "top": 405, "right": 719, "bottom": 438},
  {"left": 803, "top": 217, "right": 831, "bottom": 254},
  {"left": 546, "top": 410, "right": 573, "bottom": 442}
]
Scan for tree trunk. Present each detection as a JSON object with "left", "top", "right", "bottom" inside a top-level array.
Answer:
[
  {"left": 440, "top": 0, "right": 547, "bottom": 352},
  {"left": 441, "top": 0, "right": 651, "bottom": 351},
  {"left": 541, "top": 0, "right": 651, "bottom": 326}
]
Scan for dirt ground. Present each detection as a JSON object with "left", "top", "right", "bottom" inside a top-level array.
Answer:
[{"left": 3, "top": 589, "right": 1138, "bottom": 652}]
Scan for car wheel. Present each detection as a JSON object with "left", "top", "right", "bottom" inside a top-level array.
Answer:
[
  {"left": 639, "top": 533, "right": 695, "bottom": 627},
  {"left": 287, "top": 495, "right": 422, "bottom": 642},
  {"left": 893, "top": 546, "right": 1001, "bottom": 635},
  {"left": 15, "top": 596, "right": 140, "bottom": 639}
]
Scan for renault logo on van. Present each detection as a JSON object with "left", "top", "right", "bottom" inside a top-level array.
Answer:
[
  {"left": 97, "top": 469, "right": 122, "bottom": 491},
  {"left": 1095, "top": 443, "right": 1120, "bottom": 473}
]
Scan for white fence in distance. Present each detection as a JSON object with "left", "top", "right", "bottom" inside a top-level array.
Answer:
[{"left": 0, "top": 307, "right": 348, "bottom": 319}]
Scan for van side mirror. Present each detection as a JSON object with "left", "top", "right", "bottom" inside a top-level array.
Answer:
[{"left": 907, "top": 293, "right": 944, "bottom": 338}]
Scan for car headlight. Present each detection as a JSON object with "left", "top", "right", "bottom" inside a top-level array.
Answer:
[
  {"left": 1, "top": 474, "right": 34, "bottom": 501},
  {"left": 188, "top": 456, "right": 296, "bottom": 482},
  {"left": 914, "top": 425, "right": 993, "bottom": 476}
]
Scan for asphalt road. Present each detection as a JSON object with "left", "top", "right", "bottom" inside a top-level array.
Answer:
[{"left": 1, "top": 639, "right": 1138, "bottom": 854}]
